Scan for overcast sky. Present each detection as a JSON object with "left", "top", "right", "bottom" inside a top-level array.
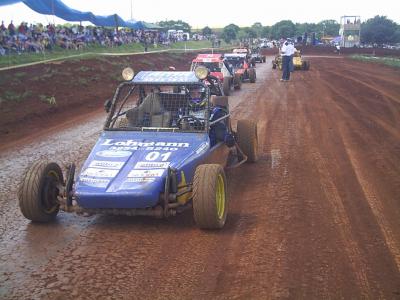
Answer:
[{"left": 0, "top": 0, "right": 399, "bottom": 28}]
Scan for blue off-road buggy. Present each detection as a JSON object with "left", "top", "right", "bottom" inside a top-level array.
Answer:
[{"left": 18, "top": 67, "right": 258, "bottom": 229}]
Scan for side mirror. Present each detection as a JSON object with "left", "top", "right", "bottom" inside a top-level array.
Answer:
[{"left": 104, "top": 99, "right": 112, "bottom": 113}]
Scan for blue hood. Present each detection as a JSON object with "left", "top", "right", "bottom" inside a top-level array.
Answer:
[{"left": 75, "top": 131, "right": 210, "bottom": 209}]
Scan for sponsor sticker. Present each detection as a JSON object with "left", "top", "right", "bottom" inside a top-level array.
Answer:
[
  {"left": 127, "top": 169, "right": 165, "bottom": 178},
  {"left": 124, "top": 178, "right": 155, "bottom": 183},
  {"left": 135, "top": 162, "right": 170, "bottom": 169},
  {"left": 101, "top": 139, "right": 189, "bottom": 148},
  {"left": 81, "top": 168, "right": 119, "bottom": 178},
  {"left": 120, "top": 178, "right": 155, "bottom": 189},
  {"left": 96, "top": 150, "right": 132, "bottom": 158},
  {"left": 79, "top": 177, "right": 110, "bottom": 188},
  {"left": 89, "top": 160, "right": 124, "bottom": 170}
]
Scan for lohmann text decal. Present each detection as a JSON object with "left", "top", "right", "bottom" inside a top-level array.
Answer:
[{"left": 100, "top": 139, "right": 190, "bottom": 152}]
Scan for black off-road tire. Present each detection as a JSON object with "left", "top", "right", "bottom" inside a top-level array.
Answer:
[
  {"left": 223, "top": 77, "right": 231, "bottom": 96},
  {"left": 272, "top": 62, "right": 276, "bottom": 69},
  {"left": 193, "top": 164, "right": 228, "bottom": 229},
  {"left": 237, "top": 120, "right": 258, "bottom": 163},
  {"left": 249, "top": 68, "right": 256, "bottom": 83},
  {"left": 305, "top": 61, "right": 310, "bottom": 70},
  {"left": 263, "top": 56, "right": 266, "bottom": 63},
  {"left": 18, "top": 161, "right": 64, "bottom": 222},
  {"left": 234, "top": 74, "right": 242, "bottom": 90}
]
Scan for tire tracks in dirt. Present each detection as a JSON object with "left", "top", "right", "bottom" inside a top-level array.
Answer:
[
  {"left": 292, "top": 65, "right": 400, "bottom": 296},
  {"left": 316, "top": 68, "right": 400, "bottom": 272},
  {"left": 1, "top": 56, "right": 400, "bottom": 299},
  {"left": 318, "top": 72, "right": 400, "bottom": 141},
  {"left": 267, "top": 70, "right": 372, "bottom": 298},
  {"left": 341, "top": 135, "right": 400, "bottom": 271}
]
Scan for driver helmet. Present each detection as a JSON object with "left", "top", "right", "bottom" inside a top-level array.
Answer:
[{"left": 189, "top": 86, "right": 207, "bottom": 109}]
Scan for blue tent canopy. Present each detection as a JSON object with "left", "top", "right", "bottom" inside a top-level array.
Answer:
[
  {"left": 0, "top": 0, "right": 158, "bottom": 29},
  {"left": 130, "top": 21, "right": 163, "bottom": 30}
]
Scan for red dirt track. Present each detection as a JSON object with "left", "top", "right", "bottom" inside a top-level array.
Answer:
[
  {"left": 0, "top": 53, "right": 400, "bottom": 299},
  {"left": 0, "top": 52, "right": 196, "bottom": 148}
]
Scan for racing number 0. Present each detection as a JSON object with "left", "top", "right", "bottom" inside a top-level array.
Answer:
[{"left": 145, "top": 151, "right": 172, "bottom": 162}]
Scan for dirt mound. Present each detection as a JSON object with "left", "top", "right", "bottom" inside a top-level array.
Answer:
[{"left": 0, "top": 52, "right": 197, "bottom": 144}]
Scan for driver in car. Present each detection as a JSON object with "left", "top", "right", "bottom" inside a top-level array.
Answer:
[
  {"left": 189, "top": 86, "right": 207, "bottom": 111},
  {"left": 174, "top": 86, "right": 207, "bottom": 130}
]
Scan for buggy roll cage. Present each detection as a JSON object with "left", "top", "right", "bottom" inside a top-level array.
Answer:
[{"left": 103, "top": 76, "right": 225, "bottom": 133}]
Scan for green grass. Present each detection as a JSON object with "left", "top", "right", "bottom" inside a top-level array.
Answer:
[
  {"left": 78, "top": 66, "right": 91, "bottom": 72},
  {"left": 350, "top": 55, "right": 400, "bottom": 68},
  {"left": 169, "top": 40, "right": 212, "bottom": 49},
  {"left": 14, "top": 71, "right": 27, "bottom": 78},
  {"left": 109, "top": 72, "right": 122, "bottom": 81},
  {"left": 0, "top": 48, "right": 77, "bottom": 68},
  {"left": 39, "top": 95, "right": 57, "bottom": 105},
  {"left": 169, "top": 40, "right": 230, "bottom": 50},
  {"left": 0, "top": 73, "right": 10, "bottom": 84},
  {"left": 77, "top": 77, "right": 89, "bottom": 86},
  {"left": 0, "top": 44, "right": 144, "bottom": 68},
  {"left": 91, "top": 75, "right": 101, "bottom": 82},
  {"left": 0, "top": 41, "right": 230, "bottom": 69},
  {"left": 37, "top": 68, "right": 60, "bottom": 80},
  {"left": 31, "top": 71, "right": 56, "bottom": 81},
  {"left": 2, "top": 90, "right": 32, "bottom": 102},
  {"left": 3, "top": 91, "right": 21, "bottom": 101}
]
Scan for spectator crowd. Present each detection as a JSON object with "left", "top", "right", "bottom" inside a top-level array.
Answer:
[{"left": 0, "top": 20, "right": 173, "bottom": 56}]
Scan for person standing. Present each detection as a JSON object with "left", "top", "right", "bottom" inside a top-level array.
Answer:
[
  {"left": 280, "top": 39, "right": 294, "bottom": 81},
  {"left": 8, "top": 20, "right": 15, "bottom": 36},
  {"left": 336, "top": 44, "right": 341, "bottom": 55},
  {"left": 0, "top": 21, "right": 6, "bottom": 33}
]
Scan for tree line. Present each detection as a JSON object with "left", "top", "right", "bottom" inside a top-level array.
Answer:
[
  {"left": 214, "top": 16, "right": 399, "bottom": 45},
  {"left": 156, "top": 16, "right": 400, "bottom": 46}
]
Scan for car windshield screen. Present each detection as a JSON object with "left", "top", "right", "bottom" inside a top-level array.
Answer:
[
  {"left": 107, "top": 83, "right": 209, "bottom": 132},
  {"left": 225, "top": 57, "right": 244, "bottom": 67}
]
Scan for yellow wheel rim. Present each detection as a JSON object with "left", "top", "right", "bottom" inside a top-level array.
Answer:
[{"left": 216, "top": 174, "right": 225, "bottom": 220}]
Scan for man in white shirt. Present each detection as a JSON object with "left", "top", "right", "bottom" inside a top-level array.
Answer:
[
  {"left": 280, "top": 39, "right": 295, "bottom": 81},
  {"left": 336, "top": 44, "right": 341, "bottom": 55}
]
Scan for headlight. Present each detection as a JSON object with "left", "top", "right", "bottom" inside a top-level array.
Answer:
[
  {"left": 122, "top": 67, "right": 135, "bottom": 81},
  {"left": 194, "top": 66, "right": 209, "bottom": 80}
]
